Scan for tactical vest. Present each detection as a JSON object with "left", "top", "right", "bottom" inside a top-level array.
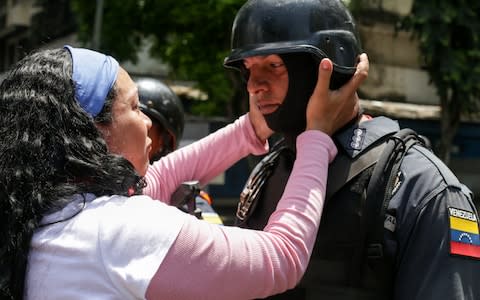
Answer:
[{"left": 236, "top": 129, "right": 427, "bottom": 300}]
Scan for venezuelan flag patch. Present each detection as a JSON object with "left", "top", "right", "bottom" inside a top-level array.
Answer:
[{"left": 449, "top": 207, "right": 480, "bottom": 259}]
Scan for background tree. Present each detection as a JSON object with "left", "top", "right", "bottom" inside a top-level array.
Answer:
[
  {"left": 349, "top": 0, "right": 480, "bottom": 165},
  {"left": 70, "top": 0, "right": 246, "bottom": 119},
  {"left": 400, "top": 0, "right": 480, "bottom": 164},
  {"left": 30, "top": 0, "right": 76, "bottom": 46}
]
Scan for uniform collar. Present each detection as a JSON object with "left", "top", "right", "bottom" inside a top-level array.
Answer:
[{"left": 333, "top": 116, "right": 400, "bottom": 159}]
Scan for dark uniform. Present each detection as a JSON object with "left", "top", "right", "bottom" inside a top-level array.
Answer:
[
  {"left": 236, "top": 116, "right": 480, "bottom": 299},
  {"left": 223, "top": 0, "right": 479, "bottom": 297}
]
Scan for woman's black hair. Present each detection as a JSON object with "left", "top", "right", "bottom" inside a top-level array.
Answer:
[{"left": 0, "top": 48, "right": 145, "bottom": 299}]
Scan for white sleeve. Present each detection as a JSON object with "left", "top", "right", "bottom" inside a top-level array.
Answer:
[{"left": 97, "top": 196, "right": 187, "bottom": 298}]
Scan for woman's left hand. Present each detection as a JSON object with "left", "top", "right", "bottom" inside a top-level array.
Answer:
[{"left": 248, "top": 95, "right": 274, "bottom": 143}]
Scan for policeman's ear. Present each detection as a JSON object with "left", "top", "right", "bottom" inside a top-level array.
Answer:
[{"left": 238, "top": 64, "right": 250, "bottom": 83}]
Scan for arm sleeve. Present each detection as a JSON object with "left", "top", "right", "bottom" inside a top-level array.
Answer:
[
  {"left": 145, "top": 130, "right": 337, "bottom": 300},
  {"left": 143, "top": 114, "right": 268, "bottom": 204},
  {"left": 393, "top": 186, "right": 480, "bottom": 300}
]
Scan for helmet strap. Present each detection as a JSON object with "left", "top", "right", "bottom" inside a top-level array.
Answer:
[{"left": 264, "top": 53, "right": 318, "bottom": 136}]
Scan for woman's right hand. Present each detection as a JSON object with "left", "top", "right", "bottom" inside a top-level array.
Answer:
[{"left": 306, "top": 53, "right": 369, "bottom": 135}]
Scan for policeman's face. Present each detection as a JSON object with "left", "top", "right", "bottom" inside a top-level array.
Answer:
[
  {"left": 243, "top": 55, "right": 289, "bottom": 115},
  {"left": 98, "top": 68, "right": 153, "bottom": 176},
  {"left": 148, "top": 121, "right": 166, "bottom": 161},
  {"left": 147, "top": 121, "right": 176, "bottom": 163}
]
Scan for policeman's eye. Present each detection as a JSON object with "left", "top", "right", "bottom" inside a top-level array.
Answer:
[{"left": 270, "top": 62, "right": 284, "bottom": 68}]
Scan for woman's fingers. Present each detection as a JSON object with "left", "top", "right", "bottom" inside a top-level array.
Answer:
[{"left": 306, "top": 53, "right": 369, "bottom": 135}]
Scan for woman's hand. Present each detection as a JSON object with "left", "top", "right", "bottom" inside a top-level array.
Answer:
[
  {"left": 306, "top": 53, "right": 369, "bottom": 135},
  {"left": 248, "top": 94, "right": 274, "bottom": 143}
]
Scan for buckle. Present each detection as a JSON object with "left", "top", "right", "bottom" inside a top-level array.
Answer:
[{"left": 367, "top": 243, "right": 384, "bottom": 259}]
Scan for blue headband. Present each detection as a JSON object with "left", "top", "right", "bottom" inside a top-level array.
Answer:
[{"left": 64, "top": 45, "right": 119, "bottom": 117}]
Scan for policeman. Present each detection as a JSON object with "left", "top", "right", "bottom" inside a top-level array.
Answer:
[
  {"left": 223, "top": 0, "right": 479, "bottom": 299},
  {"left": 135, "top": 77, "right": 223, "bottom": 224},
  {"left": 135, "top": 77, "right": 185, "bottom": 163}
]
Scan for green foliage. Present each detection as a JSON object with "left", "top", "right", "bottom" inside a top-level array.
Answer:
[
  {"left": 348, "top": 0, "right": 480, "bottom": 162},
  {"left": 400, "top": 0, "right": 480, "bottom": 113},
  {"left": 70, "top": 0, "right": 245, "bottom": 117},
  {"left": 400, "top": 0, "right": 480, "bottom": 162},
  {"left": 70, "top": 0, "right": 144, "bottom": 62}
]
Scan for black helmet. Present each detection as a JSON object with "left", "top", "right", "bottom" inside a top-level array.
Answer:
[
  {"left": 135, "top": 77, "right": 185, "bottom": 149},
  {"left": 224, "top": 0, "right": 362, "bottom": 89}
]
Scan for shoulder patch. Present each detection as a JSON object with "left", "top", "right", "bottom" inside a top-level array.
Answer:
[{"left": 449, "top": 207, "right": 480, "bottom": 259}]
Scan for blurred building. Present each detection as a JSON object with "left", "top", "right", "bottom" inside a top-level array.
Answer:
[
  {"left": 0, "top": 0, "right": 204, "bottom": 104},
  {"left": 0, "top": 0, "right": 36, "bottom": 80},
  {"left": 353, "top": 1, "right": 480, "bottom": 202}
]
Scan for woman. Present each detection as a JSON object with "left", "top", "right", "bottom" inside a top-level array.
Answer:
[{"left": 0, "top": 46, "right": 366, "bottom": 299}]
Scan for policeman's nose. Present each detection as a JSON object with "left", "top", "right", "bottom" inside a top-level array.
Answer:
[{"left": 247, "top": 70, "right": 269, "bottom": 95}]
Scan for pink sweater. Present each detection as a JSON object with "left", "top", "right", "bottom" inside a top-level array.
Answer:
[{"left": 144, "top": 115, "right": 336, "bottom": 299}]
